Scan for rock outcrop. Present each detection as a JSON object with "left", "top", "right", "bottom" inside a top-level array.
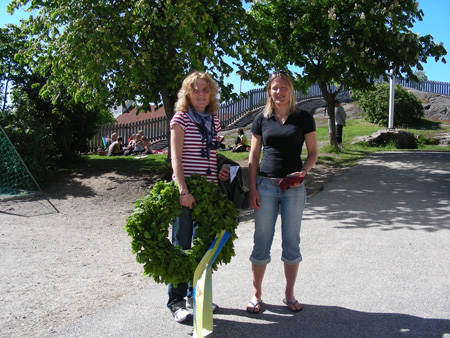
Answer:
[
  {"left": 353, "top": 130, "right": 417, "bottom": 149},
  {"left": 406, "top": 88, "right": 450, "bottom": 121}
]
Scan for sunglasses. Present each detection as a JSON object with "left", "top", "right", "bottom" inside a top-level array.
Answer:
[{"left": 270, "top": 71, "right": 288, "bottom": 77}]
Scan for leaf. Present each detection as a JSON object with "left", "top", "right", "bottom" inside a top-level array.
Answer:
[{"left": 124, "top": 176, "right": 238, "bottom": 285}]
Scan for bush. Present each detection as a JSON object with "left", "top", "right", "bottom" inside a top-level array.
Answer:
[
  {"left": 1, "top": 94, "right": 58, "bottom": 184},
  {"left": 352, "top": 83, "right": 424, "bottom": 127},
  {"left": 1, "top": 73, "right": 114, "bottom": 184}
]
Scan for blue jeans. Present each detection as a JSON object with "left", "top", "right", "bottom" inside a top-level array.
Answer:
[
  {"left": 167, "top": 207, "right": 194, "bottom": 309},
  {"left": 250, "top": 176, "right": 306, "bottom": 266}
]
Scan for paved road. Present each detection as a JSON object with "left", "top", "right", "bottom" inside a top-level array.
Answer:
[{"left": 51, "top": 151, "right": 450, "bottom": 338}]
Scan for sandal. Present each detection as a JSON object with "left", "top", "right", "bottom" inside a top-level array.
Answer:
[
  {"left": 246, "top": 300, "right": 262, "bottom": 314},
  {"left": 283, "top": 299, "right": 303, "bottom": 313}
]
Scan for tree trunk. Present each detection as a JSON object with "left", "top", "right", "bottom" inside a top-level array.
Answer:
[
  {"left": 160, "top": 83, "right": 176, "bottom": 163},
  {"left": 317, "top": 80, "right": 338, "bottom": 147}
]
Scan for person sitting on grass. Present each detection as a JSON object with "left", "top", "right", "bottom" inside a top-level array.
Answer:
[
  {"left": 107, "top": 136, "right": 124, "bottom": 156},
  {"left": 105, "top": 133, "right": 117, "bottom": 149},
  {"left": 141, "top": 136, "right": 153, "bottom": 154},
  {"left": 232, "top": 128, "right": 248, "bottom": 152},
  {"left": 132, "top": 134, "right": 145, "bottom": 154},
  {"left": 217, "top": 135, "right": 226, "bottom": 150},
  {"left": 124, "top": 134, "right": 145, "bottom": 155}
]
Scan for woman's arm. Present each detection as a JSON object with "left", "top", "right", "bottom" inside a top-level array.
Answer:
[
  {"left": 301, "top": 131, "right": 318, "bottom": 174},
  {"left": 248, "top": 134, "right": 262, "bottom": 210},
  {"left": 288, "top": 131, "right": 318, "bottom": 188},
  {"left": 170, "top": 124, "right": 196, "bottom": 209}
]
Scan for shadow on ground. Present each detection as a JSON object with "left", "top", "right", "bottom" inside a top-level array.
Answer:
[
  {"left": 305, "top": 152, "right": 450, "bottom": 232},
  {"left": 210, "top": 304, "right": 450, "bottom": 338}
]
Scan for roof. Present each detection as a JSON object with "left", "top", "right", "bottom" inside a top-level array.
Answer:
[{"left": 115, "top": 105, "right": 166, "bottom": 125}]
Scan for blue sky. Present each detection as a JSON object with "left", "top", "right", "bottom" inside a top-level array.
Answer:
[{"left": 2, "top": 1, "right": 449, "bottom": 95}]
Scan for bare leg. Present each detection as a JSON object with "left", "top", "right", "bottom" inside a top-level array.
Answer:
[
  {"left": 284, "top": 263, "right": 302, "bottom": 311},
  {"left": 248, "top": 263, "right": 266, "bottom": 312}
]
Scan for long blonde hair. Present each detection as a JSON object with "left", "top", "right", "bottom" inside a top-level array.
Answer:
[
  {"left": 174, "top": 71, "right": 220, "bottom": 115},
  {"left": 262, "top": 72, "right": 297, "bottom": 118}
]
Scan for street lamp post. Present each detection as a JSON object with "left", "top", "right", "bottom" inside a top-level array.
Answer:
[
  {"left": 388, "top": 64, "right": 395, "bottom": 130},
  {"left": 237, "top": 72, "right": 242, "bottom": 113},
  {"left": 237, "top": 72, "right": 242, "bottom": 95}
]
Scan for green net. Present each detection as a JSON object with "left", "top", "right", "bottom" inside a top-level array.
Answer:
[{"left": 0, "top": 126, "right": 42, "bottom": 201}]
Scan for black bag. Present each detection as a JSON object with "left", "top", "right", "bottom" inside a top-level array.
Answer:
[{"left": 216, "top": 153, "right": 249, "bottom": 210}]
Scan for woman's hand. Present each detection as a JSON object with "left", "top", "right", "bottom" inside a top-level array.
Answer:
[
  {"left": 249, "top": 188, "right": 261, "bottom": 210},
  {"left": 218, "top": 167, "right": 230, "bottom": 181},
  {"left": 179, "top": 193, "right": 196, "bottom": 209},
  {"left": 287, "top": 170, "right": 307, "bottom": 188}
]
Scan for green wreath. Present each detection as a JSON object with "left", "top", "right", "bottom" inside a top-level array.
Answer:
[{"left": 124, "top": 174, "right": 239, "bottom": 286}]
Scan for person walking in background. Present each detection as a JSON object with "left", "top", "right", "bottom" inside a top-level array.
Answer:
[
  {"left": 247, "top": 72, "right": 318, "bottom": 314},
  {"left": 335, "top": 99, "right": 346, "bottom": 150},
  {"left": 168, "top": 71, "right": 230, "bottom": 323}
]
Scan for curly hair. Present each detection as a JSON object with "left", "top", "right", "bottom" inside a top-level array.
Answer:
[
  {"left": 174, "top": 71, "right": 220, "bottom": 115},
  {"left": 262, "top": 72, "right": 297, "bottom": 118}
]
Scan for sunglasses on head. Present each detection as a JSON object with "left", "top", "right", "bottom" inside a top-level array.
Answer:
[{"left": 270, "top": 71, "right": 288, "bottom": 77}]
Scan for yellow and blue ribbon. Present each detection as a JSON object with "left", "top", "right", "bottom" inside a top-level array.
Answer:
[{"left": 193, "top": 230, "right": 231, "bottom": 338}]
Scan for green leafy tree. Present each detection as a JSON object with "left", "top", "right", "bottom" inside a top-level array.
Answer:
[
  {"left": 0, "top": 25, "right": 114, "bottom": 182},
  {"left": 413, "top": 69, "right": 428, "bottom": 82},
  {"left": 0, "top": 25, "right": 27, "bottom": 113},
  {"left": 245, "top": 0, "right": 447, "bottom": 146},
  {"left": 352, "top": 83, "right": 424, "bottom": 127},
  {"left": 11, "top": 72, "right": 112, "bottom": 160},
  {"left": 408, "top": 69, "right": 428, "bottom": 90},
  {"left": 7, "top": 0, "right": 251, "bottom": 144},
  {"left": 0, "top": 25, "right": 55, "bottom": 182}
]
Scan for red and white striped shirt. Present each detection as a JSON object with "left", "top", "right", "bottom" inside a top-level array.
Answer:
[{"left": 170, "top": 111, "right": 222, "bottom": 184}]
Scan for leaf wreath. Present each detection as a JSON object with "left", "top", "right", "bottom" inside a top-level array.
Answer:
[{"left": 124, "top": 174, "right": 239, "bottom": 286}]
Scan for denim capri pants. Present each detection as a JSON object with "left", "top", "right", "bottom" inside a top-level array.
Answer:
[{"left": 250, "top": 175, "right": 306, "bottom": 266}]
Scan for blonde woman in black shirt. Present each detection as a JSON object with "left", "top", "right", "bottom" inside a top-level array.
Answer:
[{"left": 247, "top": 72, "right": 318, "bottom": 314}]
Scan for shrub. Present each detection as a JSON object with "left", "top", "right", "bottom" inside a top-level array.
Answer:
[
  {"left": 1, "top": 73, "right": 113, "bottom": 183},
  {"left": 352, "top": 83, "right": 424, "bottom": 127}
]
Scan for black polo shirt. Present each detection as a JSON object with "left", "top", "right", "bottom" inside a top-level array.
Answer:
[{"left": 251, "top": 110, "right": 316, "bottom": 178}]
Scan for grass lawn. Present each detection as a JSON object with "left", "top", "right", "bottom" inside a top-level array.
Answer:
[
  {"left": 227, "top": 118, "right": 450, "bottom": 168},
  {"left": 70, "top": 118, "right": 450, "bottom": 174},
  {"left": 60, "top": 153, "right": 170, "bottom": 177}
]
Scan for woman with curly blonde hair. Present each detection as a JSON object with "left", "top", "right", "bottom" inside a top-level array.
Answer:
[
  {"left": 167, "top": 71, "right": 230, "bottom": 323},
  {"left": 174, "top": 72, "right": 220, "bottom": 115}
]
